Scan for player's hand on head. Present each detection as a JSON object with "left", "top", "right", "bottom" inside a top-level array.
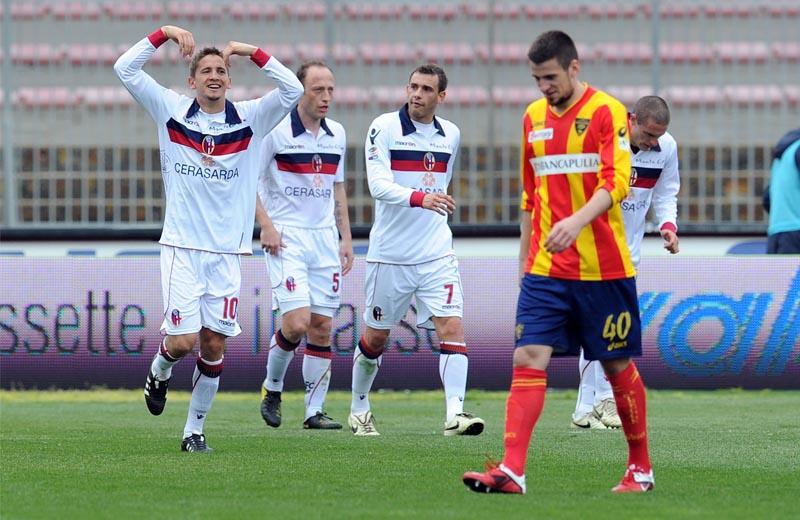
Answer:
[
  {"left": 422, "top": 193, "right": 455, "bottom": 215},
  {"left": 162, "top": 25, "right": 195, "bottom": 58},
  {"left": 221, "top": 41, "right": 257, "bottom": 67}
]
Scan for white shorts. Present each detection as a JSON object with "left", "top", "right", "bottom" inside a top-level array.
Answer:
[
  {"left": 266, "top": 225, "right": 341, "bottom": 318},
  {"left": 362, "top": 255, "right": 464, "bottom": 330},
  {"left": 160, "top": 245, "right": 242, "bottom": 337}
]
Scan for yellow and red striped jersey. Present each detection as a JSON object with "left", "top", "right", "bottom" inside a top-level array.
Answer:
[{"left": 520, "top": 85, "right": 635, "bottom": 281}]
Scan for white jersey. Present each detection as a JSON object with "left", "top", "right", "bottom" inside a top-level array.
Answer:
[
  {"left": 365, "top": 105, "right": 460, "bottom": 264},
  {"left": 257, "top": 109, "right": 345, "bottom": 228},
  {"left": 114, "top": 31, "right": 303, "bottom": 254},
  {"left": 621, "top": 131, "right": 680, "bottom": 266}
]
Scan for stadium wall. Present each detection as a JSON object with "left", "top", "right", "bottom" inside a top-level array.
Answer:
[{"left": 2, "top": 255, "right": 798, "bottom": 390}]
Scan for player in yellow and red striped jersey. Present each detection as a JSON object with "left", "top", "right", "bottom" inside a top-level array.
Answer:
[{"left": 463, "top": 30, "right": 654, "bottom": 495}]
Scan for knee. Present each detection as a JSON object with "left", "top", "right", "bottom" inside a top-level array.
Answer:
[
  {"left": 308, "top": 317, "right": 332, "bottom": 345},
  {"left": 362, "top": 328, "right": 389, "bottom": 355},
  {"left": 281, "top": 313, "right": 311, "bottom": 341},
  {"left": 165, "top": 334, "right": 198, "bottom": 357}
]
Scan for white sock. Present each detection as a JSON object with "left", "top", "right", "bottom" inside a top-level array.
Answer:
[
  {"left": 594, "top": 360, "right": 614, "bottom": 405},
  {"left": 183, "top": 356, "right": 223, "bottom": 438},
  {"left": 350, "top": 343, "right": 381, "bottom": 415},
  {"left": 303, "top": 346, "right": 332, "bottom": 420},
  {"left": 150, "top": 338, "right": 179, "bottom": 380},
  {"left": 438, "top": 347, "right": 468, "bottom": 421},
  {"left": 262, "top": 331, "right": 297, "bottom": 392},
  {"left": 574, "top": 349, "right": 595, "bottom": 419}
]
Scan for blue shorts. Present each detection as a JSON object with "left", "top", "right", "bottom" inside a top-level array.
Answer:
[{"left": 515, "top": 274, "right": 642, "bottom": 361}]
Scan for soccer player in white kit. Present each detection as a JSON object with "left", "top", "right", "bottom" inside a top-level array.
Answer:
[
  {"left": 348, "top": 64, "right": 485, "bottom": 437},
  {"left": 114, "top": 25, "right": 303, "bottom": 452},
  {"left": 255, "top": 61, "right": 353, "bottom": 430},
  {"left": 571, "top": 96, "right": 680, "bottom": 430}
]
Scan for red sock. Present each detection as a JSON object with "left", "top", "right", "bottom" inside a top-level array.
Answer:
[
  {"left": 501, "top": 367, "right": 547, "bottom": 476},
  {"left": 608, "top": 362, "right": 651, "bottom": 470}
]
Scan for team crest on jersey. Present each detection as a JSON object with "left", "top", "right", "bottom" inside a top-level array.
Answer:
[
  {"left": 574, "top": 118, "right": 590, "bottom": 136},
  {"left": 629, "top": 167, "right": 638, "bottom": 187},
  {"left": 285, "top": 277, "right": 296, "bottom": 292},
  {"left": 515, "top": 323, "right": 524, "bottom": 340},
  {"left": 372, "top": 306, "right": 383, "bottom": 321},
  {"left": 201, "top": 135, "right": 215, "bottom": 155},
  {"left": 312, "top": 153, "right": 323, "bottom": 173},
  {"left": 423, "top": 152, "right": 436, "bottom": 171},
  {"left": 171, "top": 309, "right": 182, "bottom": 326}
]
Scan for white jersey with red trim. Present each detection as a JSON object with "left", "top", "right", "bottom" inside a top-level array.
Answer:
[
  {"left": 365, "top": 105, "right": 460, "bottom": 264},
  {"left": 257, "top": 108, "right": 346, "bottom": 228},
  {"left": 114, "top": 32, "right": 303, "bottom": 254},
  {"left": 621, "top": 131, "right": 680, "bottom": 266}
]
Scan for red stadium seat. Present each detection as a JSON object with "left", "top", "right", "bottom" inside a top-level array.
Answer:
[
  {"left": 343, "top": 2, "right": 402, "bottom": 20},
  {"left": 11, "top": 44, "right": 65, "bottom": 66},
  {"left": 784, "top": 85, "right": 800, "bottom": 106},
  {"left": 576, "top": 42, "right": 598, "bottom": 63},
  {"left": 772, "top": 42, "right": 800, "bottom": 63},
  {"left": 474, "top": 43, "right": 528, "bottom": 64},
  {"left": 766, "top": 3, "right": 800, "bottom": 18},
  {"left": 662, "top": 85, "right": 721, "bottom": 108},
  {"left": 408, "top": 2, "right": 458, "bottom": 21},
  {"left": 724, "top": 85, "right": 783, "bottom": 107},
  {"left": 167, "top": 1, "right": 223, "bottom": 21},
  {"left": 462, "top": 2, "right": 488, "bottom": 20},
  {"left": 492, "top": 3, "right": 524, "bottom": 20},
  {"left": 421, "top": 42, "right": 475, "bottom": 65},
  {"left": 523, "top": 4, "right": 581, "bottom": 19},
  {"left": 359, "top": 42, "right": 420, "bottom": 65},
  {"left": 606, "top": 85, "right": 652, "bottom": 107},
  {"left": 283, "top": 1, "right": 327, "bottom": 20},
  {"left": 103, "top": 1, "right": 162, "bottom": 20},
  {"left": 83, "top": 86, "right": 135, "bottom": 110},
  {"left": 703, "top": 4, "right": 758, "bottom": 18},
  {"left": 10, "top": 2, "right": 49, "bottom": 19},
  {"left": 335, "top": 86, "right": 368, "bottom": 108},
  {"left": 491, "top": 86, "right": 541, "bottom": 107},
  {"left": 333, "top": 44, "right": 357, "bottom": 65},
  {"left": 16, "top": 87, "right": 80, "bottom": 109},
  {"left": 268, "top": 44, "right": 297, "bottom": 65},
  {"left": 51, "top": 1, "right": 101, "bottom": 20},
  {"left": 715, "top": 42, "right": 770, "bottom": 64},
  {"left": 598, "top": 42, "right": 652, "bottom": 64},
  {"left": 297, "top": 43, "right": 326, "bottom": 62},
  {"left": 228, "top": 2, "right": 279, "bottom": 21},
  {"left": 587, "top": 3, "right": 637, "bottom": 19},
  {"left": 660, "top": 42, "right": 714, "bottom": 64},
  {"left": 69, "top": 44, "right": 119, "bottom": 66},
  {"left": 372, "top": 86, "right": 406, "bottom": 107},
  {"left": 658, "top": 3, "right": 700, "bottom": 18},
  {"left": 445, "top": 86, "right": 489, "bottom": 107}
]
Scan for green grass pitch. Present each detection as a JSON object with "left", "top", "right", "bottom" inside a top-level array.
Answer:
[{"left": 1, "top": 389, "right": 798, "bottom": 519}]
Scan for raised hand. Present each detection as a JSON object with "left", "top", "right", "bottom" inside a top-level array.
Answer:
[
  {"left": 221, "top": 41, "right": 258, "bottom": 68},
  {"left": 161, "top": 25, "right": 195, "bottom": 58}
]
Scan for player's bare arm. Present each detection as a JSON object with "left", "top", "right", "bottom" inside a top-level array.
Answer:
[
  {"left": 255, "top": 196, "right": 284, "bottom": 256},
  {"left": 519, "top": 210, "right": 532, "bottom": 281},
  {"left": 544, "top": 190, "right": 613, "bottom": 254},
  {"left": 421, "top": 193, "right": 455, "bottom": 216},
  {"left": 161, "top": 25, "right": 195, "bottom": 58},
  {"left": 221, "top": 41, "right": 258, "bottom": 67},
  {"left": 334, "top": 183, "right": 354, "bottom": 275}
]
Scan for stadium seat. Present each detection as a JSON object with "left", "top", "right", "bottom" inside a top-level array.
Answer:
[
  {"left": 660, "top": 42, "right": 714, "bottom": 64},
  {"left": 167, "top": 1, "right": 223, "bottom": 21},
  {"left": 372, "top": 86, "right": 406, "bottom": 107},
  {"left": 342, "top": 2, "right": 402, "bottom": 20},
  {"left": 297, "top": 43, "right": 326, "bottom": 62},
  {"left": 269, "top": 44, "right": 297, "bottom": 65},
  {"left": 522, "top": 4, "right": 581, "bottom": 19},
  {"left": 10, "top": 2, "right": 49, "bottom": 19},
  {"left": 103, "top": 1, "right": 162, "bottom": 20},
  {"left": 586, "top": 3, "right": 637, "bottom": 19},
  {"left": 491, "top": 86, "right": 541, "bottom": 107},
  {"left": 359, "top": 42, "right": 420, "bottom": 65},
  {"left": 784, "top": 85, "right": 800, "bottom": 106},
  {"left": 658, "top": 3, "right": 700, "bottom": 18},
  {"left": 421, "top": 42, "right": 475, "bottom": 65},
  {"left": 474, "top": 43, "right": 528, "bottom": 64},
  {"left": 492, "top": 3, "right": 524, "bottom": 20},
  {"left": 724, "top": 85, "right": 783, "bottom": 107},
  {"left": 772, "top": 42, "right": 800, "bottom": 63},
  {"left": 662, "top": 85, "right": 721, "bottom": 107},
  {"left": 51, "top": 1, "right": 101, "bottom": 20},
  {"left": 703, "top": 4, "right": 758, "bottom": 17},
  {"left": 597, "top": 42, "right": 652, "bottom": 64},
  {"left": 11, "top": 44, "right": 65, "bottom": 66},
  {"left": 606, "top": 85, "right": 653, "bottom": 107},
  {"left": 766, "top": 3, "right": 800, "bottom": 18},
  {"left": 445, "top": 86, "right": 489, "bottom": 107},
  {"left": 67, "top": 44, "right": 118, "bottom": 66},
  {"left": 333, "top": 44, "right": 357, "bottom": 65},
  {"left": 83, "top": 86, "right": 133, "bottom": 109},
  {"left": 408, "top": 2, "right": 459, "bottom": 21},
  {"left": 335, "top": 86, "right": 368, "bottom": 108},
  {"left": 228, "top": 2, "right": 279, "bottom": 21},
  {"left": 714, "top": 42, "right": 770, "bottom": 64},
  {"left": 283, "top": 1, "right": 327, "bottom": 20},
  {"left": 16, "top": 87, "right": 79, "bottom": 109}
]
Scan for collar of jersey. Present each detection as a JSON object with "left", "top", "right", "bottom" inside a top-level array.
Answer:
[
  {"left": 399, "top": 104, "right": 445, "bottom": 137},
  {"left": 290, "top": 106, "right": 334, "bottom": 137},
  {"left": 185, "top": 99, "right": 242, "bottom": 125}
]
